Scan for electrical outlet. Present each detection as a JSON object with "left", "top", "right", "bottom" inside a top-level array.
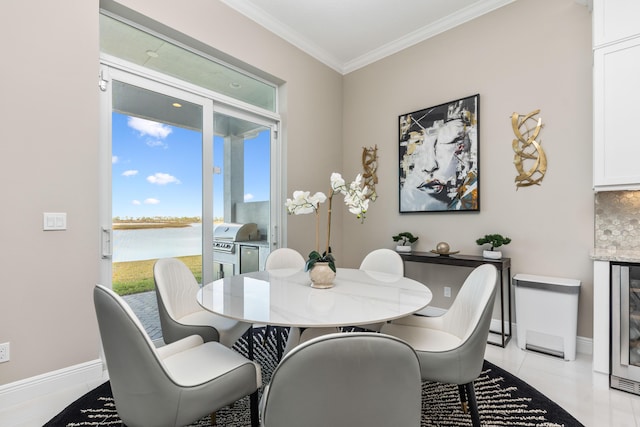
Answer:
[
  {"left": 0, "top": 342, "right": 10, "bottom": 363},
  {"left": 444, "top": 286, "right": 451, "bottom": 298}
]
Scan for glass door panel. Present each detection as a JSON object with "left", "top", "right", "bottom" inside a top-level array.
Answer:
[
  {"left": 110, "top": 80, "right": 204, "bottom": 295},
  {"left": 213, "top": 112, "right": 271, "bottom": 278}
]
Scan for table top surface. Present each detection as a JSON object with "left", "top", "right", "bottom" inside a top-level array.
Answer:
[{"left": 197, "top": 268, "right": 432, "bottom": 328}]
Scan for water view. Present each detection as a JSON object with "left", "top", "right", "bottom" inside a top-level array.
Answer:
[{"left": 113, "top": 223, "right": 203, "bottom": 262}]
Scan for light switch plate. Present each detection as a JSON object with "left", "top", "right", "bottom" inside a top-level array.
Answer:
[
  {"left": 43, "top": 213, "right": 67, "bottom": 231},
  {"left": 0, "top": 342, "right": 9, "bottom": 363}
]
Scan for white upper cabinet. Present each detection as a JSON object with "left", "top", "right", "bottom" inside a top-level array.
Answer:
[
  {"left": 593, "top": 0, "right": 640, "bottom": 191},
  {"left": 593, "top": 0, "right": 640, "bottom": 48}
]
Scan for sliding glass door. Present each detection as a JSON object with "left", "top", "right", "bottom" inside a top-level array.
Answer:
[{"left": 99, "top": 65, "right": 279, "bottom": 298}]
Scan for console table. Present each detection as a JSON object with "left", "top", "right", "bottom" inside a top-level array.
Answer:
[{"left": 399, "top": 252, "right": 512, "bottom": 347}]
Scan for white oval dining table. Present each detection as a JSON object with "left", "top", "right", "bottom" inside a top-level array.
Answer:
[{"left": 196, "top": 268, "right": 432, "bottom": 328}]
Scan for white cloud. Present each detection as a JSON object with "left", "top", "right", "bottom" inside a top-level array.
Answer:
[
  {"left": 112, "top": 155, "right": 119, "bottom": 164},
  {"left": 147, "top": 173, "right": 180, "bottom": 185},
  {"left": 128, "top": 117, "right": 172, "bottom": 139},
  {"left": 122, "top": 170, "right": 138, "bottom": 177},
  {"left": 132, "top": 200, "right": 141, "bottom": 205},
  {"left": 144, "top": 198, "right": 160, "bottom": 205},
  {"left": 244, "top": 193, "right": 254, "bottom": 201}
]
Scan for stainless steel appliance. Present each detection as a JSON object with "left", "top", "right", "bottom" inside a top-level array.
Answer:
[
  {"left": 240, "top": 245, "right": 259, "bottom": 274},
  {"left": 212, "top": 222, "right": 259, "bottom": 280},
  {"left": 611, "top": 263, "right": 640, "bottom": 395}
]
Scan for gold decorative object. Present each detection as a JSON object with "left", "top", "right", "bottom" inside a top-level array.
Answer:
[
  {"left": 430, "top": 241, "right": 459, "bottom": 256},
  {"left": 361, "top": 145, "right": 378, "bottom": 200},
  {"left": 436, "top": 241, "right": 450, "bottom": 253},
  {"left": 511, "top": 110, "right": 546, "bottom": 188}
]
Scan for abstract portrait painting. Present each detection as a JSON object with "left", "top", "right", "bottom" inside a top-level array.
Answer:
[{"left": 399, "top": 94, "right": 479, "bottom": 213}]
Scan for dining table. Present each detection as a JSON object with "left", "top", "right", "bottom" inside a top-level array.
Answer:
[
  {"left": 196, "top": 267, "right": 433, "bottom": 329},
  {"left": 197, "top": 267, "right": 431, "bottom": 427}
]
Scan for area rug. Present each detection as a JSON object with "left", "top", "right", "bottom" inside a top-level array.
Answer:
[{"left": 45, "top": 327, "right": 584, "bottom": 427}]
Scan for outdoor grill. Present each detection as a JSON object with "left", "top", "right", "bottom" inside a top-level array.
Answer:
[
  {"left": 213, "top": 222, "right": 259, "bottom": 250},
  {"left": 213, "top": 222, "right": 259, "bottom": 279}
]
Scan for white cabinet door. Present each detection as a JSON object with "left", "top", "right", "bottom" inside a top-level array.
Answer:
[
  {"left": 593, "top": 0, "right": 640, "bottom": 48},
  {"left": 593, "top": 36, "right": 640, "bottom": 191}
]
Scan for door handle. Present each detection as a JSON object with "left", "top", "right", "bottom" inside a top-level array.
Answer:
[{"left": 101, "top": 227, "right": 112, "bottom": 259}]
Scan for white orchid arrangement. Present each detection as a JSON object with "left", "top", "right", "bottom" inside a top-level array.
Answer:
[{"left": 285, "top": 172, "right": 375, "bottom": 272}]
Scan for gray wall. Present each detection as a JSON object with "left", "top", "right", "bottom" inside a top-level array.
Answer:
[
  {"left": 339, "top": 0, "right": 594, "bottom": 338},
  {"left": 0, "top": 0, "right": 343, "bottom": 385}
]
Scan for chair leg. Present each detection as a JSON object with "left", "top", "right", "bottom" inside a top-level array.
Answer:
[
  {"left": 248, "top": 325, "right": 254, "bottom": 360},
  {"left": 276, "top": 326, "right": 283, "bottom": 361},
  {"left": 210, "top": 411, "right": 216, "bottom": 426},
  {"left": 457, "top": 384, "right": 468, "bottom": 413},
  {"left": 250, "top": 390, "right": 260, "bottom": 427},
  {"left": 264, "top": 325, "right": 271, "bottom": 344},
  {"left": 464, "top": 382, "right": 481, "bottom": 427}
]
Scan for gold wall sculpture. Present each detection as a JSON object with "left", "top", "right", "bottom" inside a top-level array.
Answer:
[
  {"left": 362, "top": 145, "right": 378, "bottom": 200},
  {"left": 511, "top": 110, "right": 546, "bottom": 188}
]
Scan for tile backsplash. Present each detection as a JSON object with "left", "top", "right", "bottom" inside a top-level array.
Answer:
[{"left": 595, "top": 191, "right": 640, "bottom": 250}]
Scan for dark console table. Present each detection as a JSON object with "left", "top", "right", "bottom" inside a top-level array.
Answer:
[{"left": 399, "top": 252, "right": 512, "bottom": 347}]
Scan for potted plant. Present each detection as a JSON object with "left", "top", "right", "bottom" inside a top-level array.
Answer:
[
  {"left": 476, "top": 234, "right": 511, "bottom": 259},
  {"left": 393, "top": 232, "right": 419, "bottom": 253},
  {"left": 286, "top": 172, "right": 375, "bottom": 288}
]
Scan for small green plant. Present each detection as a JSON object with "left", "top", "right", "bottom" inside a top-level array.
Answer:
[
  {"left": 393, "top": 232, "right": 419, "bottom": 246},
  {"left": 305, "top": 249, "right": 336, "bottom": 272},
  {"left": 476, "top": 234, "right": 511, "bottom": 251}
]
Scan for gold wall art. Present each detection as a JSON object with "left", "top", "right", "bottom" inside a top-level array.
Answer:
[
  {"left": 361, "top": 145, "right": 379, "bottom": 200},
  {"left": 511, "top": 109, "right": 546, "bottom": 188}
]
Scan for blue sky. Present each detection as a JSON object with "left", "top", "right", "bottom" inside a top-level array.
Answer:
[{"left": 111, "top": 112, "right": 270, "bottom": 219}]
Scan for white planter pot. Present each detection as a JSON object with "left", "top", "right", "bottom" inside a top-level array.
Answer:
[
  {"left": 309, "top": 262, "right": 336, "bottom": 289},
  {"left": 396, "top": 245, "right": 412, "bottom": 253},
  {"left": 483, "top": 250, "right": 502, "bottom": 259}
]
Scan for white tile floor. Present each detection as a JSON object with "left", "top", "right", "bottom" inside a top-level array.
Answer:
[
  {"left": 484, "top": 341, "right": 640, "bottom": 427},
  {"left": 1, "top": 340, "right": 639, "bottom": 427}
]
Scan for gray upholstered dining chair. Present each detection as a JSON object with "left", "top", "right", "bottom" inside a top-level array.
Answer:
[
  {"left": 380, "top": 263, "right": 498, "bottom": 427},
  {"left": 358, "top": 248, "right": 405, "bottom": 331},
  {"left": 93, "top": 284, "right": 261, "bottom": 427},
  {"left": 264, "top": 248, "right": 339, "bottom": 356},
  {"left": 259, "top": 332, "right": 422, "bottom": 427},
  {"left": 154, "top": 257, "right": 251, "bottom": 347}
]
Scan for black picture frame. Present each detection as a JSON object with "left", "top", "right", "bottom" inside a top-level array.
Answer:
[{"left": 399, "top": 94, "right": 480, "bottom": 213}]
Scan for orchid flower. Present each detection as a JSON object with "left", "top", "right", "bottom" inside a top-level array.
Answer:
[
  {"left": 285, "top": 191, "right": 327, "bottom": 215},
  {"left": 286, "top": 172, "right": 375, "bottom": 270}
]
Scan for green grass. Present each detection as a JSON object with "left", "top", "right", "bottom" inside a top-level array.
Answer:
[{"left": 112, "top": 255, "right": 203, "bottom": 295}]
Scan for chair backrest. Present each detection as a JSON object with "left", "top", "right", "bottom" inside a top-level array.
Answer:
[
  {"left": 154, "top": 257, "right": 202, "bottom": 320},
  {"left": 265, "top": 248, "right": 306, "bottom": 271},
  {"left": 261, "top": 332, "right": 421, "bottom": 427},
  {"left": 359, "top": 248, "right": 404, "bottom": 276},
  {"left": 442, "top": 263, "right": 498, "bottom": 342},
  {"left": 93, "top": 285, "right": 179, "bottom": 423}
]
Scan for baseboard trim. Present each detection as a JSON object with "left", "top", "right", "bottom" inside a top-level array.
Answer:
[
  {"left": 0, "top": 359, "right": 104, "bottom": 409},
  {"left": 576, "top": 335, "right": 593, "bottom": 355}
]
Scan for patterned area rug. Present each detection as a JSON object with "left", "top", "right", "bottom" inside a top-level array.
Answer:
[{"left": 45, "top": 327, "right": 584, "bottom": 427}]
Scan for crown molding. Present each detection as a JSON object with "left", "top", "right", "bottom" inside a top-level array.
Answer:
[
  {"left": 344, "top": 0, "right": 517, "bottom": 74},
  {"left": 220, "top": 0, "right": 344, "bottom": 73},
  {"left": 222, "top": 0, "right": 517, "bottom": 75}
]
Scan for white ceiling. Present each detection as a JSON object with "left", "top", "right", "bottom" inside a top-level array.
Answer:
[{"left": 221, "top": 0, "right": 517, "bottom": 74}]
